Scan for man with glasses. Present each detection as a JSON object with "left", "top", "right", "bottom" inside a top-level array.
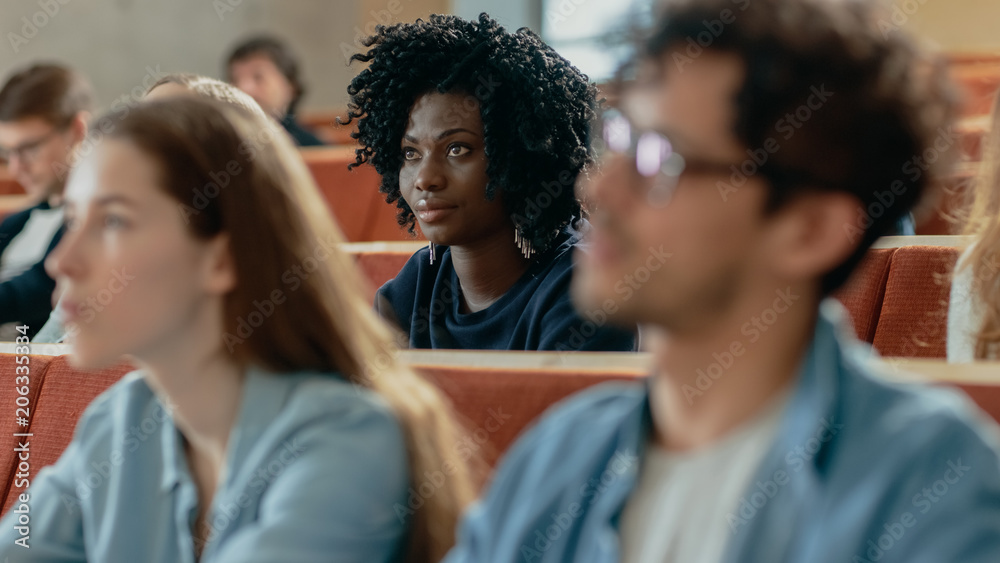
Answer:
[
  {"left": 0, "top": 64, "right": 93, "bottom": 337},
  {"left": 444, "top": 0, "right": 1000, "bottom": 561}
]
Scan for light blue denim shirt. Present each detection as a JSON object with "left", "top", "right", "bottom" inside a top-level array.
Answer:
[
  {"left": 0, "top": 366, "right": 409, "bottom": 562},
  {"left": 444, "top": 300, "right": 1000, "bottom": 562}
]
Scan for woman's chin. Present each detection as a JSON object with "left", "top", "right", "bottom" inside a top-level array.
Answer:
[{"left": 65, "top": 336, "right": 126, "bottom": 371}]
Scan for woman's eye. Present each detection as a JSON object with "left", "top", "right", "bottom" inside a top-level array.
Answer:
[
  {"left": 448, "top": 144, "right": 471, "bottom": 157},
  {"left": 104, "top": 215, "right": 127, "bottom": 230},
  {"left": 402, "top": 147, "right": 419, "bottom": 160}
]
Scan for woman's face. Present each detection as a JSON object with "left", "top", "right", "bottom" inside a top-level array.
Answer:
[
  {"left": 46, "top": 139, "right": 233, "bottom": 369},
  {"left": 398, "top": 91, "right": 511, "bottom": 247}
]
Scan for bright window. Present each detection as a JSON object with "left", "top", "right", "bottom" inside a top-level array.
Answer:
[{"left": 541, "top": 0, "right": 654, "bottom": 81}]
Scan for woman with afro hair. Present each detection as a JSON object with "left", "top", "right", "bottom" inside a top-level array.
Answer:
[{"left": 344, "top": 13, "right": 636, "bottom": 351}]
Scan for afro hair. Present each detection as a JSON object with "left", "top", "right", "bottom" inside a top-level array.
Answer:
[{"left": 344, "top": 13, "right": 600, "bottom": 252}]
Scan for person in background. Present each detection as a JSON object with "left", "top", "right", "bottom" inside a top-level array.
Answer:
[
  {"left": 145, "top": 73, "right": 269, "bottom": 118},
  {"left": 34, "top": 73, "right": 268, "bottom": 343},
  {"left": 345, "top": 14, "right": 636, "bottom": 352},
  {"left": 0, "top": 63, "right": 92, "bottom": 338},
  {"left": 0, "top": 96, "right": 476, "bottom": 562},
  {"left": 226, "top": 35, "right": 325, "bottom": 147},
  {"left": 444, "top": 0, "right": 1000, "bottom": 561},
  {"left": 949, "top": 90, "right": 1000, "bottom": 361}
]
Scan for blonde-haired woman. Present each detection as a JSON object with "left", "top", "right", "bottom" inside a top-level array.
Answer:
[
  {"left": 0, "top": 96, "right": 475, "bottom": 562},
  {"left": 949, "top": 91, "right": 1000, "bottom": 361}
]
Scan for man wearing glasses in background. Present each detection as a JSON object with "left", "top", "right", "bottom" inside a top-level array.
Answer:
[
  {"left": 0, "top": 64, "right": 92, "bottom": 338},
  {"left": 444, "top": 0, "right": 1000, "bottom": 561}
]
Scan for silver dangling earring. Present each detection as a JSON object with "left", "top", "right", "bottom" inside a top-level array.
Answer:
[
  {"left": 514, "top": 228, "right": 535, "bottom": 260},
  {"left": 428, "top": 242, "right": 436, "bottom": 265}
]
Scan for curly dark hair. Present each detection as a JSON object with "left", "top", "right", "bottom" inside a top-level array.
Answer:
[
  {"left": 641, "top": 0, "right": 960, "bottom": 294},
  {"left": 343, "top": 13, "right": 599, "bottom": 252}
]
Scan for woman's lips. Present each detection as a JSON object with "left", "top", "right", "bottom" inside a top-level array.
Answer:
[
  {"left": 417, "top": 208, "right": 457, "bottom": 222},
  {"left": 415, "top": 199, "right": 458, "bottom": 223}
]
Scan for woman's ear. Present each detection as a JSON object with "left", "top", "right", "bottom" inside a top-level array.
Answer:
[
  {"left": 762, "top": 190, "right": 862, "bottom": 282},
  {"left": 200, "top": 233, "right": 237, "bottom": 295}
]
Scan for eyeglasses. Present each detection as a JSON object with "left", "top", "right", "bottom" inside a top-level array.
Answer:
[
  {"left": 0, "top": 128, "right": 64, "bottom": 165},
  {"left": 592, "top": 109, "right": 735, "bottom": 207}
]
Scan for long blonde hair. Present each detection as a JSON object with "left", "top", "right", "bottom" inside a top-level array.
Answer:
[
  {"left": 92, "top": 97, "right": 478, "bottom": 561},
  {"left": 957, "top": 90, "right": 1000, "bottom": 358}
]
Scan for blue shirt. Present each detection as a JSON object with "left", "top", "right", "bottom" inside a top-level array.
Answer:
[
  {"left": 0, "top": 367, "right": 409, "bottom": 562},
  {"left": 444, "top": 300, "right": 1000, "bottom": 562},
  {"left": 375, "top": 229, "right": 637, "bottom": 351}
]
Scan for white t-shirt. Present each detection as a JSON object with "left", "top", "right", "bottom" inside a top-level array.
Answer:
[
  {"left": 0, "top": 205, "right": 64, "bottom": 282},
  {"left": 618, "top": 391, "right": 789, "bottom": 563}
]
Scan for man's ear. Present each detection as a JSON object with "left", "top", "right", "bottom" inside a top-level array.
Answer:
[
  {"left": 68, "top": 111, "right": 89, "bottom": 144},
  {"left": 200, "top": 234, "right": 237, "bottom": 296},
  {"left": 762, "top": 190, "right": 862, "bottom": 283}
]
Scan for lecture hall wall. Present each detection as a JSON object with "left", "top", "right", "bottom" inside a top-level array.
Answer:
[{"left": 0, "top": 0, "right": 994, "bottom": 116}]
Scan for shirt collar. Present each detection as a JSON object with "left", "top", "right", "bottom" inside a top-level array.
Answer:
[
  {"left": 636, "top": 297, "right": 855, "bottom": 481},
  {"left": 158, "top": 364, "right": 291, "bottom": 492},
  {"left": 767, "top": 298, "right": 848, "bottom": 475},
  {"left": 160, "top": 402, "right": 183, "bottom": 493}
]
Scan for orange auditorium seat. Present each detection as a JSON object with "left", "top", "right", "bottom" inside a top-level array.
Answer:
[
  {"left": 0, "top": 349, "right": 996, "bottom": 514},
  {"left": 413, "top": 360, "right": 646, "bottom": 467},
  {"left": 871, "top": 245, "right": 959, "bottom": 358},
  {"left": 0, "top": 352, "right": 53, "bottom": 507},
  {"left": 345, "top": 242, "right": 425, "bottom": 303},
  {"left": 0, "top": 349, "right": 648, "bottom": 510},
  {"left": 916, "top": 165, "right": 975, "bottom": 236},
  {"left": 301, "top": 147, "right": 414, "bottom": 242},
  {"left": 834, "top": 248, "right": 896, "bottom": 343},
  {"left": 1, "top": 355, "right": 131, "bottom": 514},
  {"left": 952, "top": 64, "right": 1000, "bottom": 118}
]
